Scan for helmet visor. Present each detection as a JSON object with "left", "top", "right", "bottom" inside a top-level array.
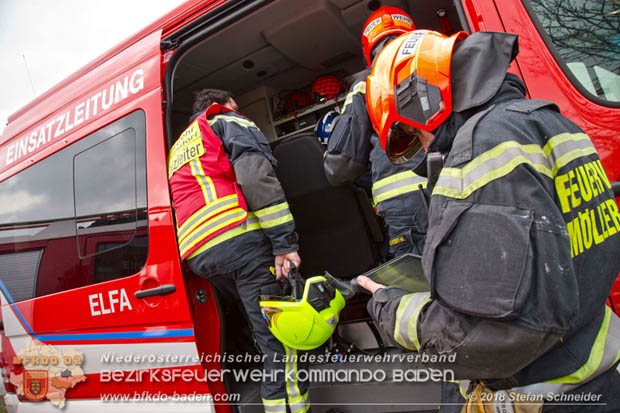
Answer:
[
  {"left": 260, "top": 306, "right": 282, "bottom": 328},
  {"left": 387, "top": 122, "right": 424, "bottom": 164}
]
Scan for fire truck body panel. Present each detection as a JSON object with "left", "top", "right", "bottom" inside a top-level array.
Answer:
[{"left": 0, "top": 0, "right": 619, "bottom": 410}]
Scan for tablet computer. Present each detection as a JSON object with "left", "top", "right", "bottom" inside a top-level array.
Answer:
[{"left": 360, "top": 253, "right": 429, "bottom": 293}]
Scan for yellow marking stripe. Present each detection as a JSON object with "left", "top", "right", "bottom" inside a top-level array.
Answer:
[
  {"left": 187, "top": 217, "right": 260, "bottom": 259},
  {"left": 433, "top": 134, "right": 597, "bottom": 200},
  {"left": 548, "top": 306, "right": 611, "bottom": 384},
  {"left": 341, "top": 82, "right": 366, "bottom": 113},
  {"left": 190, "top": 160, "right": 216, "bottom": 203},
  {"left": 374, "top": 182, "right": 427, "bottom": 204},
  {"left": 177, "top": 194, "right": 238, "bottom": 242},
  {"left": 372, "top": 170, "right": 427, "bottom": 204},
  {"left": 180, "top": 208, "right": 247, "bottom": 255},
  {"left": 254, "top": 202, "right": 290, "bottom": 217},
  {"left": 208, "top": 115, "right": 257, "bottom": 129},
  {"left": 259, "top": 213, "right": 294, "bottom": 229}
]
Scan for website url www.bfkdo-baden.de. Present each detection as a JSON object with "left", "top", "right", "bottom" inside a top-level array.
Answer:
[{"left": 100, "top": 391, "right": 240, "bottom": 403}]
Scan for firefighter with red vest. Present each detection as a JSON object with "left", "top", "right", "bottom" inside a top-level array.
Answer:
[
  {"left": 323, "top": 6, "right": 428, "bottom": 257},
  {"left": 359, "top": 30, "right": 620, "bottom": 411},
  {"left": 168, "top": 89, "right": 309, "bottom": 413}
]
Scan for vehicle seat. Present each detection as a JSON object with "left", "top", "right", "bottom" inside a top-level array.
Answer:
[{"left": 271, "top": 134, "right": 382, "bottom": 279}]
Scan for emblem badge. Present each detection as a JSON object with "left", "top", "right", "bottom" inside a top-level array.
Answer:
[{"left": 24, "top": 370, "right": 48, "bottom": 401}]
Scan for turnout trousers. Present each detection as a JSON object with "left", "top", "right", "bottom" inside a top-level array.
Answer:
[{"left": 189, "top": 251, "right": 310, "bottom": 413}]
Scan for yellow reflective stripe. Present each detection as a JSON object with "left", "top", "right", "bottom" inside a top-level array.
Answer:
[
  {"left": 544, "top": 133, "right": 597, "bottom": 175},
  {"left": 260, "top": 213, "right": 294, "bottom": 229},
  {"left": 549, "top": 306, "right": 611, "bottom": 384},
  {"left": 180, "top": 208, "right": 247, "bottom": 254},
  {"left": 179, "top": 208, "right": 247, "bottom": 256},
  {"left": 190, "top": 160, "right": 216, "bottom": 203},
  {"left": 372, "top": 170, "right": 427, "bottom": 204},
  {"left": 445, "top": 379, "right": 469, "bottom": 400},
  {"left": 543, "top": 132, "right": 588, "bottom": 155},
  {"left": 393, "top": 292, "right": 430, "bottom": 350},
  {"left": 262, "top": 397, "right": 286, "bottom": 406},
  {"left": 291, "top": 346, "right": 302, "bottom": 402},
  {"left": 254, "top": 202, "right": 289, "bottom": 217},
  {"left": 433, "top": 133, "right": 597, "bottom": 200},
  {"left": 375, "top": 183, "right": 427, "bottom": 204},
  {"left": 284, "top": 346, "right": 302, "bottom": 406},
  {"left": 208, "top": 114, "right": 257, "bottom": 129},
  {"left": 186, "top": 216, "right": 260, "bottom": 259},
  {"left": 459, "top": 381, "right": 469, "bottom": 400},
  {"left": 262, "top": 397, "right": 287, "bottom": 413},
  {"left": 341, "top": 81, "right": 366, "bottom": 113},
  {"left": 177, "top": 194, "right": 238, "bottom": 242},
  {"left": 552, "top": 146, "right": 598, "bottom": 177},
  {"left": 255, "top": 202, "right": 294, "bottom": 229},
  {"left": 433, "top": 142, "right": 552, "bottom": 200},
  {"left": 394, "top": 295, "right": 414, "bottom": 349},
  {"left": 285, "top": 346, "right": 292, "bottom": 401},
  {"left": 289, "top": 392, "right": 309, "bottom": 404},
  {"left": 373, "top": 170, "right": 419, "bottom": 189},
  {"left": 289, "top": 392, "right": 310, "bottom": 413}
]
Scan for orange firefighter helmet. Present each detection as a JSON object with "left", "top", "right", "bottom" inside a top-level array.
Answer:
[
  {"left": 361, "top": 6, "right": 415, "bottom": 67},
  {"left": 366, "top": 29, "right": 468, "bottom": 164}
]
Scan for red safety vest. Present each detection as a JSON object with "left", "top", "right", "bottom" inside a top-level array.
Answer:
[{"left": 168, "top": 104, "right": 248, "bottom": 259}]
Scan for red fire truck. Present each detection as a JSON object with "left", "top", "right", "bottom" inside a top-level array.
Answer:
[{"left": 0, "top": 0, "right": 618, "bottom": 412}]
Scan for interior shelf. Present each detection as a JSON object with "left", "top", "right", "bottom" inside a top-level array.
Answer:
[
  {"left": 273, "top": 95, "right": 345, "bottom": 126},
  {"left": 275, "top": 124, "right": 316, "bottom": 140}
]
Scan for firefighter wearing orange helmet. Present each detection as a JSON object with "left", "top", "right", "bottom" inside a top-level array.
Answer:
[
  {"left": 359, "top": 30, "right": 620, "bottom": 411},
  {"left": 323, "top": 6, "right": 429, "bottom": 259}
]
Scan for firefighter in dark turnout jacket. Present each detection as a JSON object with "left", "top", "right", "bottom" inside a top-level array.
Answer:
[
  {"left": 323, "top": 6, "right": 428, "bottom": 257},
  {"left": 168, "top": 89, "right": 309, "bottom": 413},
  {"left": 359, "top": 30, "right": 620, "bottom": 411}
]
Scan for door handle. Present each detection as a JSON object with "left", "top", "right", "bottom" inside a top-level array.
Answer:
[{"left": 134, "top": 284, "right": 176, "bottom": 299}]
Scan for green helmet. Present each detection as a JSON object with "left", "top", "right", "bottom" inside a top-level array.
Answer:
[{"left": 260, "top": 275, "right": 346, "bottom": 350}]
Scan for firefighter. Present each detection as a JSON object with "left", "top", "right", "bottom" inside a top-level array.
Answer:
[
  {"left": 359, "top": 30, "right": 620, "bottom": 411},
  {"left": 168, "top": 89, "right": 309, "bottom": 413},
  {"left": 322, "top": 6, "right": 428, "bottom": 257}
]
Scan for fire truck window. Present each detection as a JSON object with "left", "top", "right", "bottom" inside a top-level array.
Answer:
[
  {"left": 74, "top": 129, "right": 138, "bottom": 257},
  {"left": 73, "top": 114, "right": 149, "bottom": 284},
  {"left": 529, "top": 0, "right": 620, "bottom": 102},
  {"left": 0, "top": 111, "right": 148, "bottom": 301},
  {"left": 94, "top": 237, "right": 148, "bottom": 283}
]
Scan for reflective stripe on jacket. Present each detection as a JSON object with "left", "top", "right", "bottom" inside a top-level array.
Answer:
[{"left": 372, "top": 170, "right": 427, "bottom": 205}]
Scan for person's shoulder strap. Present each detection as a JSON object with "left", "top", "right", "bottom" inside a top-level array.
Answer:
[{"left": 449, "top": 106, "right": 495, "bottom": 166}]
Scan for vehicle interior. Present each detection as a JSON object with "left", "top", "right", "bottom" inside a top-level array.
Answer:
[{"left": 166, "top": 0, "right": 467, "bottom": 411}]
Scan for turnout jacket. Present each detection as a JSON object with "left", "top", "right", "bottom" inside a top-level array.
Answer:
[
  {"left": 169, "top": 106, "right": 298, "bottom": 274},
  {"left": 369, "top": 74, "right": 620, "bottom": 397},
  {"left": 323, "top": 69, "right": 428, "bottom": 255}
]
